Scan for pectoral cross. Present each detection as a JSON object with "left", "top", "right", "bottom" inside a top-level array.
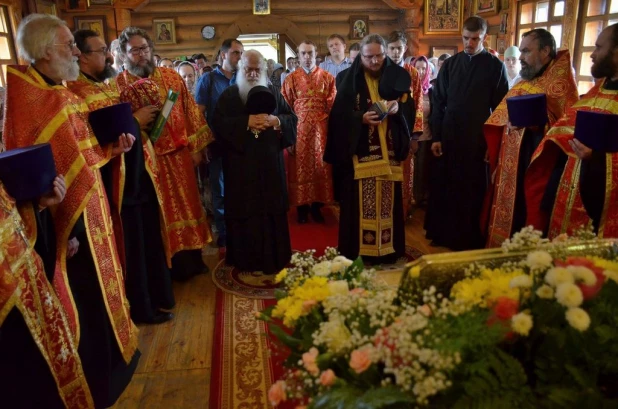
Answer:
[{"left": 14, "top": 219, "right": 29, "bottom": 247}]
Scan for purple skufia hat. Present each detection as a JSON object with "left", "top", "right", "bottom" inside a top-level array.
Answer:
[
  {"left": 0, "top": 143, "right": 56, "bottom": 201},
  {"left": 574, "top": 110, "right": 618, "bottom": 153},
  {"left": 246, "top": 85, "right": 276, "bottom": 115},
  {"left": 88, "top": 102, "right": 139, "bottom": 146},
  {"left": 506, "top": 93, "right": 548, "bottom": 128}
]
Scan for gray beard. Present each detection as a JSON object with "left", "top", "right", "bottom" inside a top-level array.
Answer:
[
  {"left": 125, "top": 58, "right": 155, "bottom": 78},
  {"left": 519, "top": 63, "right": 539, "bottom": 80},
  {"left": 52, "top": 57, "right": 80, "bottom": 82},
  {"left": 237, "top": 73, "right": 268, "bottom": 105}
]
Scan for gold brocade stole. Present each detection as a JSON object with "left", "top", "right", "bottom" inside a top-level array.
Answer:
[{"left": 354, "top": 73, "right": 402, "bottom": 257}]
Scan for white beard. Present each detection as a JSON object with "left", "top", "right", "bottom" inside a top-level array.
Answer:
[
  {"left": 52, "top": 57, "right": 80, "bottom": 81},
  {"left": 237, "top": 71, "right": 268, "bottom": 105}
]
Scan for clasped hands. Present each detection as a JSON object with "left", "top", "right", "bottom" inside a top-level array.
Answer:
[
  {"left": 248, "top": 114, "right": 279, "bottom": 132},
  {"left": 362, "top": 100, "right": 399, "bottom": 126}
]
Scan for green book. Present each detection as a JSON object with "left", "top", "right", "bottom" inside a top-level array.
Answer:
[{"left": 150, "top": 88, "right": 179, "bottom": 143}]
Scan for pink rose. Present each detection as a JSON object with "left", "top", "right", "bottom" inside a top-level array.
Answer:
[
  {"left": 302, "top": 347, "right": 320, "bottom": 376},
  {"left": 319, "top": 369, "right": 336, "bottom": 386},
  {"left": 302, "top": 299, "right": 318, "bottom": 313},
  {"left": 268, "top": 380, "right": 287, "bottom": 406},
  {"left": 350, "top": 288, "right": 366, "bottom": 296},
  {"left": 349, "top": 348, "right": 372, "bottom": 374},
  {"left": 418, "top": 304, "right": 432, "bottom": 317}
]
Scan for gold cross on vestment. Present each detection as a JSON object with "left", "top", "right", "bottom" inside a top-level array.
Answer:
[
  {"left": 363, "top": 231, "right": 375, "bottom": 244},
  {"left": 91, "top": 226, "right": 108, "bottom": 246}
]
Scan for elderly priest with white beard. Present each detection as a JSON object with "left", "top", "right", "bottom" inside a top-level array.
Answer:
[{"left": 212, "top": 50, "right": 297, "bottom": 274}]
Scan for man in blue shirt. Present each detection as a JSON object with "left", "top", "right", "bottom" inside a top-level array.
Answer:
[
  {"left": 196, "top": 38, "right": 244, "bottom": 247},
  {"left": 319, "top": 34, "right": 352, "bottom": 77}
]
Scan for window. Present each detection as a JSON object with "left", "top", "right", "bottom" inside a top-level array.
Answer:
[
  {"left": 0, "top": 6, "right": 16, "bottom": 88},
  {"left": 574, "top": 0, "right": 618, "bottom": 95},
  {"left": 516, "top": 0, "right": 567, "bottom": 48}
]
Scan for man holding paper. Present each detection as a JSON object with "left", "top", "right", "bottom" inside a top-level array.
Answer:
[
  {"left": 325, "top": 34, "right": 415, "bottom": 262},
  {"left": 116, "top": 26, "right": 213, "bottom": 281},
  {"left": 527, "top": 23, "right": 618, "bottom": 238},
  {"left": 482, "top": 29, "right": 579, "bottom": 247}
]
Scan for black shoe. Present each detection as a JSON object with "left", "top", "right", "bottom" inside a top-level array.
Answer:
[
  {"left": 297, "top": 205, "right": 309, "bottom": 224},
  {"left": 310, "top": 204, "right": 325, "bottom": 223},
  {"left": 135, "top": 311, "right": 174, "bottom": 325}
]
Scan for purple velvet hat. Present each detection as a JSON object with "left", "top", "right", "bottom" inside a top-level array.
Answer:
[
  {"left": 0, "top": 143, "right": 56, "bottom": 201},
  {"left": 246, "top": 86, "right": 276, "bottom": 115},
  {"left": 506, "top": 93, "right": 548, "bottom": 128},
  {"left": 88, "top": 102, "right": 139, "bottom": 146},
  {"left": 574, "top": 110, "right": 618, "bottom": 153}
]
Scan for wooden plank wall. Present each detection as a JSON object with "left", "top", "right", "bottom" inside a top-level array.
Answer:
[{"left": 130, "top": 0, "right": 403, "bottom": 61}]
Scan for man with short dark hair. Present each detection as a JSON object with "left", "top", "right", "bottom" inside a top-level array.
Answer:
[
  {"left": 212, "top": 50, "right": 297, "bottom": 274},
  {"left": 195, "top": 38, "right": 244, "bottom": 247},
  {"left": 282, "top": 40, "right": 336, "bottom": 223},
  {"left": 483, "top": 28, "right": 579, "bottom": 247},
  {"left": 424, "top": 16, "right": 509, "bottom": 250},
  {"left": 116, "top": 26, "right": 213, "bottom": 279},
  {"left": 320, "top": 34, "right": 352, "bottom": 77},
  {"left": 326, "top": 34, "right": 416, "bottom": 261},
  {"left": 386, "top": 30, "right": 424, "bottom": 217},
  {"left": 192, "top": 52, "right": 208, "bottom": 71},
  {"left": 528, "top": 23, "right": 618, "bottom": 238},
  {"left": 280, "top": 56, "right": 296, "bottom": 84},
  {"left": 68, "top": 29, "right": 176, "bottom": 325}
]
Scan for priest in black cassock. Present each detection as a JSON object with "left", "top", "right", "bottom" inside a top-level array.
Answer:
[
  {"left": 212, "top": 50, "right": 297, "bottom": 274},
  {"left": 425, "top": 16, "right": 509, "bottom": 250},
  {"left": 325, "top": 34, "right": 415, "bottom": 263}
]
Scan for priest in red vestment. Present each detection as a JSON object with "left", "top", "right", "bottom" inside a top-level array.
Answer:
[
  {"left": 0, "top": 178, "right": 94, "bottom": 409},
  {"left": 115, "top": 26, "right": 213, "bottom": 280},
  {"left": 3, "top": 14, "right": 139, "bottom": 408},
  {"left": 483, "top": 29, "right": 579, "bottom": 247},
  {"left": 527, "top": 24, "right": 618, "bottom": 238},
  {"left": 68, "top": 29, "right": 174, "bottom": 324},
  {"left": 282, "top": 40, "right": 336, "bottom": 224}
]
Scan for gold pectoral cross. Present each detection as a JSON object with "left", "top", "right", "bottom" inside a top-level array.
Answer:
[{"left": 14, "top": 219, "right": 29, "bottom": 247}]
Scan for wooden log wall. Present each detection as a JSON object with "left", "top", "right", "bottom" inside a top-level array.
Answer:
[{"left": 129, "top": 0, "right": 404, "bottom": 61}]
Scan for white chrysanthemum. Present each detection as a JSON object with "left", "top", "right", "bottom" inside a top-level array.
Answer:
[
  {"left": 330, "top": 261, "right": 346, "bottom": 273},
  {"left": 545, "top": 267, "right": 575, "bottom": 287},
  {"left": 567, "top": 266, "right": 597, "bottom": 286},
  {"left": 565, "top": 307, "right": 591, "bottom": 332},
  {"left": 312, "top": 261, "right": 332, "bottom": 277},
  {"left": 526, "top": 251, "right": 553, "bottom": 270},
  {"left": 509, "top": 275, "right": 533, "bottom": 289},
  {"left": 555, "top": 283, "right": 583, "bottom": 308},
  {"left": 535, "top": 285, "right": 555, "bottom": 299},
  {"left": 511, "top": 312, "right": 533, "bottom": 336},
  {"left": 327, "top": 280, "right": 349, "bottom": 296},
  {"left": 333, "top": 255, "right": 354, "bottom": 267}
]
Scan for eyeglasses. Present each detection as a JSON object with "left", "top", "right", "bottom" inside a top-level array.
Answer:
[
  {"left": 128, "top": 45, "right": 151, "bottom": 56},
  {"left": 361, "top": 53, "right": 385, "bottom": 62},
  {"left": 53, "top": 41, "right": 77, "bottom": 51},
  {"left": 85, "top": 47, "right": 109, "bottom": 55}
]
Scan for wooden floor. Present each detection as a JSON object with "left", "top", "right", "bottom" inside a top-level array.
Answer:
[{"left": 111, "top": 207, "right": 448, "bottom": 409}]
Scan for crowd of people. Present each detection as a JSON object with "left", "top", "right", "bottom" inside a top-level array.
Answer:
[{"left": 1, "top": 11, "right": 618, "bottom": 408}]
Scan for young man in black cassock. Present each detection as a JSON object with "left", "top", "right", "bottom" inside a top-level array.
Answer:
[
  {"left": 212, "top": 50, "right": 297, "bottom": 274},
  {"left": 425, "top": 16, "right": 509, "bottom": 251},
  {"left": 325, "top": 34, "right": 416, "bottom": 263}
]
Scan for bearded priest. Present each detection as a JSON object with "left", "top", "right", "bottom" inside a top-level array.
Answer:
[
  {"left": 212, "top": 50, "right": 297, "bottom": 274},
  {"left": 527, "top": 23, "right": 618, "bottom": 238}
]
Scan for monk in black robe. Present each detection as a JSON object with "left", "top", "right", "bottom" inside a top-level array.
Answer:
[
  {"left": 212, "top": 50, "right": 297, "bottom": 274},
  {"left": 425, "top": 16, "right": 509, "bottom": 250},
  {"left": 325, "top": 34, "right": 415, "bottom": 263}
]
